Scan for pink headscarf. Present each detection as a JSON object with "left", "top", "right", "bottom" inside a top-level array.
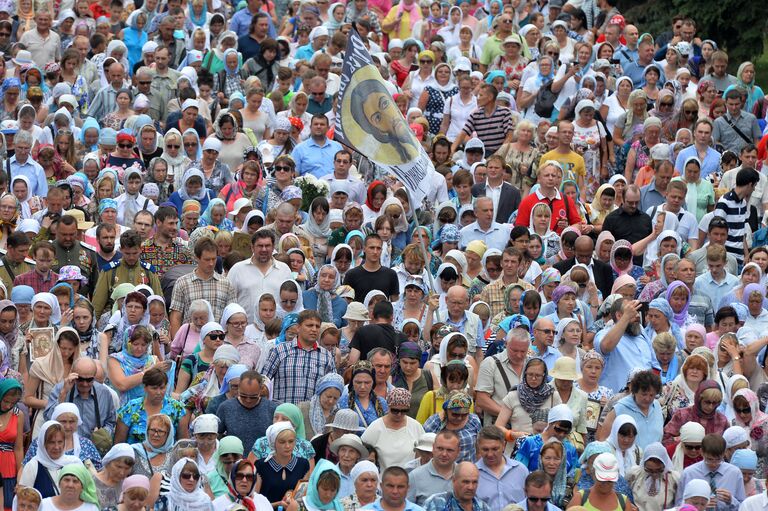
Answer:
[{"left": 611, "top": 274, "right": 636, "bottom": 296}]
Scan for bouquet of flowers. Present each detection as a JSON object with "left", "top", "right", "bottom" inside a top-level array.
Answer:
[{"left": 295, "top": 174, "right": 330, "bottom": 212}]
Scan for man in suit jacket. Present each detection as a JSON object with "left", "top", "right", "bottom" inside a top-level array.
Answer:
[
  {"left": 471, "top": 154, "right": 521, "bottom": 223},
  {"left": 554, "top": 235, "right": 615, "bottom": 299}
]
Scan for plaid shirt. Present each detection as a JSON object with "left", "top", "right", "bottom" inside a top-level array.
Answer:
[
  {"left": 13, "top": 269, "right": 59, "bottom": 294},
  {"left": 424, "top": 492, "right": 491, "bottom": 511},
  {"left": 423, "top": 413, "right": 482, "bottom": 462},
  {"left": 170, "top": 270, "right": 237, "bottom": 324},
  {"left": 141, "top": 237, "right": 193, "bottom": 278},
  {"left": 262, "top": 340, "right": 336, "bottom": 404},
  {"left": 478, "top": 277, "right": 534, "bottom": 319}
]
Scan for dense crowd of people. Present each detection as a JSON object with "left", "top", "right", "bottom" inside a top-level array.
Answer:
[{"left": 0, "top": 0, "right": 767, "bottom": 510}]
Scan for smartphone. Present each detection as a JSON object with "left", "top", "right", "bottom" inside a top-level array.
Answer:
[{"left": 609, "top": 58, "right": 621, "bottom": 65}]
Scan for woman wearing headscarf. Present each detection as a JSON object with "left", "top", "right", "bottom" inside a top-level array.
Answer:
[
  {"left": 10, "top": 176, "right": 34, "bottom": 220},
  {"left": 607, "top": 414, "right": 641, "bottom": 477},
  {"left": 495, "top": 357, "right": 561, "bottom": 442},
  {"left": 169, "top": 168, "right": 214, "bottom": 215},
  {"left": 212, "top": 458, "right": 271, "bottom": 511},
  {"left": 254, "top": 423, "right": 310, "bottom": 505},
  {"left": 93, "top": 444, "right": 136, "bottom": 507},
  {"left": 666, "top": 421, "right": 705, "bottom": 473},
  {"left": 660, "top": 353, "right": 709, "bottom": 421},
  {"left": 159, "top": 130, "right": 189, "bottom": 191},
  {"left": 298, "top": 373, "right": 344, "bottom": 439},
  {"left": 339, "top": 461, "right": 379, "bottom": 510},
  {"left": 294, "top": 459, "right": 343, "bottom": 511},
  {"left": 663, "top": 380, "right": 728, "bottom": 445},
  {"left": 108, "top": 324, "right": 164, "bottom": 406},
  {"left": 589, "top": 185, "right": 617, "bottom": 233},
  {"left": 39, "top": 462, "right": 100, "bottom": 511},
  {"left": 252, "top": 403, "right": 315, "bottom": 463},
  {"left": 390, "top": 341, "right": 433, "bottom": 418},
  {"left": 24, "top": 325, "right": 76, "bottom": 435},
  {"left": 0, "top": 194, "right": 18, "bottom": 250},
  {"left": 165, "top": 458, "right": 214, "bottom": 511},
  {"left": 214, "top": 48, "right": 245, "bottom": 102},
  {"left": 129, "top": 413, "right": 174, "bottom": 477},
  {"left": 302, "top": 265, "right": 346, "bottom": 328},
  {"left": 338, "top": 361, "right": 387, "bottom": 428},
  {"left": 722, "top": 62, "right": 764, "bottom": 113},
  {"left": 519, "top": 55, "right": 557, "bottom": 125},
  {"left": 625, "top": 442, "right": 679, "bottom": 511},
  {"left": 18, "top": 420, "right": 81, "bottom": 497},
  {"left": 0, "top": 379, "right": 21, "bottom": 508},
  {"left": 23, "top": 401, "right": 102, "bottom": 469},
  {"left": 123, "top": 11, "right": 148, "bottom": 69},
  {"left": 206, "top": 436, "right": 245, "bottom": 497},
  {"left": 729, "top": 388, "right": 768, "bottom": 478},
  {"left": 538, "top": 439, "right": 572, "bottom": 509}
]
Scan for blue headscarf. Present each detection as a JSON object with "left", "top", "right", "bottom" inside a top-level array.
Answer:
[
  {"left": 80, "top": 117, "right": 101, "bottom": 152},
  {"left": 219, "top": 364, "right": 248, "bottom": 395},
  {"left": 485, "top": 70, "right": 506, "bottom": 84},
  {"left": 182, "top": 128, "right": 202, "bottom": 160},
  {"left": 305, "top": 459, "right": 343, "bottom": 511},
  {"left": 200, "top": 198, "right": 227, "bottom": 227},
  {"left": 535, "top": 56, "right": 555, "bottom": 87},
  {"left": 223, "top": 48, "right": 240, "bottom": 76},
  {"left": 276, "top": 313, "right": 299, "bottom": 345},
  {"left": 0, "top": 78, "right": 20, "bottom": 102},
  {"left": 486, "top": 0, "right": 502, "bottom": 29},
  {"left": 188, "top": 0, "right": 208, "bottom": 26}
]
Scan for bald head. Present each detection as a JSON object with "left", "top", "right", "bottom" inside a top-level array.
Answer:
[
  {"left": 73, "top": 357, "right": 97, "bottom": 376},
  {"left": 574, "top": 235, "right": 594, "bottom": 264},
  {"left": 452, "top": 462, "right": 479, "bottom": 503},
  {"left": 446, "top": 285, "right": 469, "bottom": 317}
]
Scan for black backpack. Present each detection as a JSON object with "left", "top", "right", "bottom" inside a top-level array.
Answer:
[{"left": 534, "top": 80, "right": 557, "bottom": 118}]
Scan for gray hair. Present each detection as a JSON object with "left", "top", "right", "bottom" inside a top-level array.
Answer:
[
  {"left": 14, "top": 130, "right": 33, "bottom": 146},
  {"left": 189, "top": 299, "right": 212, "bottom": 320},
  {"left": 505, "top": 328, "right": 530, "bottom": 345}
]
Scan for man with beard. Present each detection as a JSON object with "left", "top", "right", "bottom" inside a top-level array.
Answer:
[
  {"left": 51, "top": 214, "right": 99, "bottom": 296},
  {"left": 92, "top": 230, "right": 162, "bottom": 319},
  {"left": 594, "top": 298, "right": 654, "bottom": 393},
  {"left": 95, "top": 223, "right": 121, "bottom": 269},
  {"left": 602, "top": 185, "right": 653, "bottom": 265}
]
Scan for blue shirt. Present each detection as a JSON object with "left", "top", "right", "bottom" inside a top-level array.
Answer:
[
  {"left": 532, "top": 345, "right": 562, "bottom": 371},
  {"left": 675, "top": 145, "right": 722, "bottom": 179},
  {"left": 424, "top": 492, "right": 491, "bottom": 511},
  {"left": 694, "top": 271, "right": 739, "bottom": 318},
  {"left": 623, "top": 61, "right": 667, "bottom": 88},
  {"left": 612, "top": 395, "right": 664, "bottom": 449},
  {"left": 640, "top": 180, "right": 666, "bottom": 211},
  {"left": 594, "top": 329, "right": 653, "bottom": 393},
  {"left": 515, "top": 500, "right": 563, "bottom": 511},
  {"left": 10, "top": 156, "right": 48, "bottom": 197},
  {"left": 616, "top": 46, "right": 638, "bottom": 69},
  {"left": 477, "top": 457, "right": 529, "bottom": 509},
  {"left": 459, "top": 222, "right": 511, "bottom": 251},
  {"left": 514, "top": 434, "right": 578, "bottom": 472},
  {"left": 291, "top": 137, "right": 344, "bottom": 178},
  {"left": 675, "top": 460, "right": 746, "bottom": 511},
  {"left": 295, "top": 43, "right": 317, "bottom": 62},
  {"left": 228, "top": 8, "right": 277, "bottom": 38}
]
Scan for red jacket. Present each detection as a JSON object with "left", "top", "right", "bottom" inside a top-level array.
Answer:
[{"left": 515, "top": 189, "right": 582, "bottom": 234}]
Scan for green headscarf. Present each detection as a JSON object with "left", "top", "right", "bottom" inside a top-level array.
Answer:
[
  {"left": 0, "top": 379, "right": 20, "bottom": 413},
  {"left": 305, "top": 459, "right": 343, "bottom": 511},
  {"left": 111, "top": 283, "right": 136, "bottom": 314},
  {"left": 503, "top": 284, "right": 525, "bottom": 316},
  {"left": 59, "top": 463, "right": 99, "bottom": 506},
  {"left": 275, "top": 403, "right": 306, "bottom": 440},
  {"left": 215, "top": 436, "right": 244, "bottom": 479}
]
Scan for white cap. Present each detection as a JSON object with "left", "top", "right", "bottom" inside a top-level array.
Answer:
[
  {"left": 202, "top": 137, "right": 222, "bottom": 152},
  {"left": 191, "top": 414, "right": 220, "bottom": 434},
  {"left": 723, "top": 425, "right": 749, "bottom": 447},
  {"left": 58, "top": 94, "right": 78, "bottom": 109},
  {"left": 649, "top": 143, "right": 670, "bottom": 160},
  {"left": 181, "top": 98, "right": 199, "bottom": 111},
  {"left": 552, "top": 20, "right": 569, "bottom": 30},
  {"left": 310, "top": 26, "right": 329, "bottom": 41},
  {"left": 142, "top": 41, "right": 159, "bottom": 54},
  {"left": 593, "top": 452, "right": 619, "bottom": 482},
  {"left": 454, "top": 57, "right": 471, "bottom": 72},
  {"left": 415, "top": 433, "right": 436, "bottom": 452},
  {"left": 683, "top": 479, "right": 712, "bottom": 501},
  {"left": 389, "top": 38, "right": 403, "bottom": 49},
  {"left": 229, "top": 198, "right": 253, "bottom": 217},
  {"left": 547, "top": 404, "right": 574, "bottom": 424}
]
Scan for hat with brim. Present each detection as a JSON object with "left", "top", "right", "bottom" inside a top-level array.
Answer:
[
  {"left": 415, "top": 433, "right": 436, "bottom": 452},
  {"left": 330, "top": 433, "right": 369, "bottom": 458},
  {"left": 593, "top": 452, "right": 620, "bottom": 482},
  {"left": 549, "top": 356, "right": 578, "bottom": 380},
  {"left": 228, "top": 198, "right": 252, "bottom": 219},
  {"left": 12, "top": 50, "right": 32, "bottom": 66},
  {"left": 342, "top": 301, "right": 368, "bottom": 321},
  {"left": 63, "top": 209, "right": 94, "bottom": 230},
  {"left": 325, "top": 409, "right": 365, "bottom": 432}
]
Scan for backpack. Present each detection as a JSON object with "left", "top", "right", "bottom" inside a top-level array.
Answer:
[{"left": 534, "top": 80, "right": 557, "bottom": 119}]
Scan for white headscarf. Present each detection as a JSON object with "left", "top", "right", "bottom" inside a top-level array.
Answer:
[
  {"left": 168, "top": 458, "right": 213, "bottom": 511},
  {"left": 274, "top": 279, "right": 305, "bottom": 319},
  {"left": 31, "top": 292, "right": 62, "bottom": 324},
  {"left": 607, "top": 414, "right": 639, "bottom": 476},
  {"left": 101, "top": 443, "right": 136, "bottom": 466},
  {"left": 51, "top": 403, "right": 83, "bottom": 458},
  {"left": 33, "top": 420, "right": 81, "bottom": 470},
  {"left": 10, "top": 175, "right": 32, "bottom": 219}
]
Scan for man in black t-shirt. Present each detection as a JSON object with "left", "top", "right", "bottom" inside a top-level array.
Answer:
[
  {"left": 348, "top": 301, "right": 408, "bottom": 364},
  {"left": 343, "top": 234, "right": 400, "bottom": 303}
]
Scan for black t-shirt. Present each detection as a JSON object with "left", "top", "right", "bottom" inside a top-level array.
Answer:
[
  {"left": 343, "top": 265, "right": 399, "bottom": 303},
  {"left": 350, "top": 323, "right": 408, "bottom": 358}
]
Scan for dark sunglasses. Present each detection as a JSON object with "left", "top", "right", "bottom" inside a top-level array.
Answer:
[
  {"left": 166, "top": 144, "right": 180, "bottom": 149},
  {"left": 684, "top": 110, "right": 697, "bottom": 115},
  {"left": 207, "top": 334, "right": 226, "bottom": 341},
  {"left": 535, "top": 328, "right": 555, "bottom": 335},
  {"left": 660, "top": 102, "right": 674, "bottom": 107},
  {"left": 553, "top": 425, "right": 572, "bottom": 434},
  {"left": 390, "top": 408, "right": 410, "bottom": 415},
  {"left": 735, "top": 407, "right": 752, "bottom": 414},
  {"left": 683, "top": 443, "right": 702, "bottom": 450},
  {"left": 274, "top": 165, "right": 291, "bottom": 172},
  {"left": 118, "top": 143, "right": 133, "bottom": 149},
  {"left": 180, "top": 472, "right": 200, "bottom": 481},
  {"left": 528, "top": 497, "right": 551, "bottom": 503},
  {"left": 138, "top": 80, "right": 152, "bottom": 85},
  {"left": 419, "top": 60, "right": 433, "bottom": 64},
  {"left": 235, "top": 473, "right": 255, "bottom": 481},
  {"left": 184, "top": 142, "right": 198, "bottom": 147},
  {"left": 77, "top": 376, "right": 95, "bottom": 383}
]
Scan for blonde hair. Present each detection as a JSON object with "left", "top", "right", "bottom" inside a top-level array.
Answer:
[
  {"left": 700, "top": 387, "right": 723, "bottom": 403},
  {"left": 652, "top": 332, "right": 677, "bottom": 353},
  {"left": 514, "top": 120, "right": 535, "bottom": 137}
]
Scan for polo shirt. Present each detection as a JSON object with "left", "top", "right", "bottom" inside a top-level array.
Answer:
[
  {"left": 307, "top": 95, "right": 333, "bottom": 115},
  {"left": 713, "top": 111, "right": 762, "bottom": 153},
  {"left": 515, "top": 188, "right": 582, "bottom": 234},
  {"left": 693, "top": 271, "right": 739, "bottom": 315},
  {"left": 407, "top": 461, "right": 453, "bottom": 506},
  {"left": 639, "top": 180, "right": 666, "bottom": 211},
  {"left": 459, "top": 221, "right": 511, "bottom": 251},
  {"left": 18, "top": 29, "right": 60, "bottom": 68},
  {"left": 713, "top": 189, "right": 749, "bottom": 264},
  {"left": 291, "top": 137, "right": 344, "bottom": 178},
  {"left": 364, "top": 498, "right": 425, "bottom": 511}
]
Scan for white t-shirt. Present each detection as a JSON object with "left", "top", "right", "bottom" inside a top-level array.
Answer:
[
  {"left": 212, "top": 493, "right": 272, "bottom": 511},
  {"left": 40, "top": 499, "right": 99, "bottom": 511},
  {"left": 360, "top": 417, "right": 425, "bottom": 470},
  {"left": 647, "top": 205, "right": 699, "bottom": 244},
  {"left": 443, "top": 94, "right": 478, "bottom": 142},
  {"left": 602, "top": 93, "right": 627, "bottom": 134}
]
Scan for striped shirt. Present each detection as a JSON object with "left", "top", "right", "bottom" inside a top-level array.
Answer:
[
  {"left": 462, "top": 106, "right": 515, "bottom": 154},
  {"left": 713, "top": 190, "right": 748, "bottom": 264}
]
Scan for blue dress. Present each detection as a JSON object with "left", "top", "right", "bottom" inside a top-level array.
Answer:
[
  {"left": 124, "top": 27, "right": 147, "bottom": 69},
  {"left": 337, "top": 393, "right": 388, "bottom": 428}
]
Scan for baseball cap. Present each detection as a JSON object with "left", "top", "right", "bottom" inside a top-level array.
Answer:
[{"left": 593, "top": 452, "right": 619, "bottom": 482}]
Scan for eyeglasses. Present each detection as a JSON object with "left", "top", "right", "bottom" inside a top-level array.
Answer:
[
  {"left": 180, "top": 472, "right": 201, "bottom": 481},
  {"left": 207, "top": 334, "right": 226, "bottom": 341},
  {"left": 118, "top": 143, "right": 133, "bottom": 149},
  {"left": 528, "top": 497, "right": 551, "bottom": 503},
  {"left": 77, "top": 376, "right": 94, "bottom": 383},
  {"left": 390, "top": 408, "right": 410, "bottom": 415},
  {"left": 684, "top": 110, "right": 697, "bottom": 115},
  {"left": 204, "top": 149, "right": 219, "bottom": 154},
  {"left": 547, "top": 52, "right": 559, "bottom": 56},
  {"left": 239, "top": 393, "right": 262, "bottom": 402},
  {"left": 229, "top": 321, "right": 247, "bottom": 328},
  {"left": 535, "top": 328, "right": 555, "bottom": 335},
  {"left": 684, "top": 443, "right": 702, "bottom": 451},
  {"left": 274, "top": 165, "right": 291, "bottom": 172},
  {"left": 419, "top": 60, "right": 433, "bottom": 64},
  {"left": 334, "top": 159, "right": 350, "bottom": 164},
  {"left": 166, "top": 144, "right": 180, "bottom": 149},
  {"left": 660, "top": 102, "right": 674, "bottom": 107},
  {"left": 500, "top": 18, "right": 513, "bottom": 23},
  {"left": 735, "top": 407, "right": 752, "bottom": 414},
  {"left": 139, "top": 80, "right": 152, "bottom": 85},
  {"left": 149, "top": 428, "right": 169, "bottom": 436},
  {"left": 0, "top": 32, "right": 11, "bottom": 36},
  {"left": 184, "top": 142, "right": 198, "bottom": 147},
  {"left": 281, "top": 299, "right": 297, "bottom": 305},
  {"left": 701, "top": 399, "right": 721, "bottom": 407},
  {"left": 449, "top": 351, "right": 466, "bottom": 358},
  {"left": 235, "top": 473, "right": 255, "bottom": 481},
  {"left": 553, "top": 425, "right": 572, "bottom": 434}
]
